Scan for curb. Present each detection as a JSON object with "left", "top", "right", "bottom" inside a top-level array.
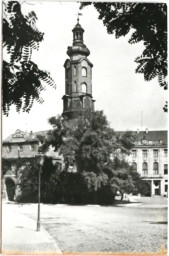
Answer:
[{"left": 18, "top": 212, "right": 63, "bottom": 254}]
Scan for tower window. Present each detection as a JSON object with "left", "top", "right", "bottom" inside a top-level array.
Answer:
[
  {"left": 73, "top": 66, "right": 77, "bottom": 76},
  {"left": 82, "top": 83, "right": 87, "bottom": 94},
  {"left": 73, "top": 81, "right": 77, "bottom": 92},
  {"left": 64, "top": 99, "right": 68, "bottom": 110},
  {"left": 142, "top": 162, "right": 148, "bottom": 175},
  {"left": 75, "top": 32, "right": 82, "bottom": 40},
  {"left": 66, "top": 68, "right": 70, "bottom": 78},
  {"left": 75, "top": 32, "right": 78, "bottom": 40},
  {"left": 82, "top": 67, "right": 87, "bottom": 77},
  {"left": 66, "top": 84, "right": 70, "bottom": 94},
  {"left": 153, "top": 162, "right": 159, "bottom": 175}
]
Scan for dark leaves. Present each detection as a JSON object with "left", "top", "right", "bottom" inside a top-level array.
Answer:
[
  {"left": 3, "top": 1, "right": 44, "bottom": 63},
  {"left": 81, "top": 2, "right": 167, "bottom": 111},
  {"left": 3, "top": 60, "right": 56, "bottom": 115},
  {"left": 3, "top": 1, "right": 56, "bottom": 115}
]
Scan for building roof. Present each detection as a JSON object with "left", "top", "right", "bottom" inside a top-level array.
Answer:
[
  {"left": 4, "top": 129, "right": 167, "bottom": 146},
  {"left": 133, "top": 130, "right": 167, "bottom": 142},
  {"left": 3, "top": 129, "right": 50, "bottom": 144},
  {"left": 116, "top": 130, "right": 168, "bottom": 146}
]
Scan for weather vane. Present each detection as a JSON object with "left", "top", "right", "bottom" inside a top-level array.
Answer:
[{"left": 76, "top": 12, "right": 82, "bottom": 23}]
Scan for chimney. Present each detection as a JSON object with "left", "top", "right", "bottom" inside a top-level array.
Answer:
[{"left": 146, "top": 128, "right": 148, "bottom": 134}]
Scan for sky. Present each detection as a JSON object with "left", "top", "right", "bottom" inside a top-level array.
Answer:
[{"left": 2, "top": 1, "right": 168, "bottom": 139}]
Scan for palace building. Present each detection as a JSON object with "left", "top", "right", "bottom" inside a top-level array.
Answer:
[
  {"left": 129, "top": 130, "right": 168, "bottom": 196},
  {"left": 2, "top": 20, "right": 168, "bottom": 199}
]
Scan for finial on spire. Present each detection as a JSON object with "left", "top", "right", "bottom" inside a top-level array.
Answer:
[{"left": 76, "top": 12, "right": 82, "bottom": 24}]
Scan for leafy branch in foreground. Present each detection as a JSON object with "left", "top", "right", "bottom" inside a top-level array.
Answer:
[
  {"left": 3, "top": 1, "right": 56, "bottom": 115},
  {"left": 81, "top": 3, "right": 167, "bottom": 111}
]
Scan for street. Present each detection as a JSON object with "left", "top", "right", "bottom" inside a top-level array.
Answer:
[{"left": 3, "top": 198, "right": 167, "bottom": 254}]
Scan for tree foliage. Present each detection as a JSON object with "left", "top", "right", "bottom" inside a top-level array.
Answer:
[
  {"left": 16, "top": 156, "right": 61, "bottom": 203},
  {"left": 3, "top": 1, "right": 56, "bottom": 115},
  {"left": 37, "top": 110, "right": 143, "bottom": 204},
  {"left": 81, "top": 3, "right": 167, "bottom": 110}
]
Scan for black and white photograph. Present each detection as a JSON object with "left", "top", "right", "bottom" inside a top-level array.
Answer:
[{"left": 2, "top": 0, "right": 168, "bottom": 255}]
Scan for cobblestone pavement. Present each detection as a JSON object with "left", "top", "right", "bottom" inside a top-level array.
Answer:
[
  {"left": 2, "top": 202, "right": 62, "bottom": 255},
  {"left": 7, "top": 197, "right": 167, "bottom": 254}
]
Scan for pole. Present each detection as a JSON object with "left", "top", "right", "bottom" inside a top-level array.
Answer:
[
  {"left": 37, "top": 166, "right": 41, "bottom": 231},
  {"left": 141, "top": 110, "right": 143, "bottom": 130}
]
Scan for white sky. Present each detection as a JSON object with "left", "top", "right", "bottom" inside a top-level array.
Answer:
[{"left": 2, "top": 1, "right": 168, "bottom": 139}]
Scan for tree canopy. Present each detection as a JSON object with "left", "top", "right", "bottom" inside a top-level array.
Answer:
[
  {"left": 37, "top": 110, "right": 142, "bottom": 203},
  {"left": 3, "top": 1, "right": 56, "bottom": 115},
  {"left": 81, "top": 3, "right": 167, "bottom": 111}
]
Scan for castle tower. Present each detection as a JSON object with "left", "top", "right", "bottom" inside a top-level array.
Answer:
[{"left": 62, "top": 18, "right": 95, "bottom": 118}]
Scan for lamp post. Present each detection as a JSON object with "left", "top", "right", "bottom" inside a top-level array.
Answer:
[{"left": 36, "top": 153, "right": 44, "bottom": 232}]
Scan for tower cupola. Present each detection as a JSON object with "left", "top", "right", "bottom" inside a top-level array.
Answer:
[
  {"left": 72, "top": 22, "right": 84, "bottom": 46},
  {"left": 67, "top": 21, "right": 90, "bottom": 57}
]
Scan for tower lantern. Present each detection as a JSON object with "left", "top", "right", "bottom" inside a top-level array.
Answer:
[
  {"left": 72, "top": 23, "right": 84, "bottom": 45},
  {"left": 62, "top": 19, "right": 95, "bottom": 118}
]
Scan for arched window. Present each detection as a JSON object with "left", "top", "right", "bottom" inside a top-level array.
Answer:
[
  {"left": 64, "top": 98, "right": 68, "bottom": 110},
  {"left": 73, "top": 66, "right": 77, "bottom": 76},
  {"left": 66, "top": 84, "right": 70, "bottom": 94},
  {"left": 78, "top": 32, "right": 82, "bottom": 40},
  {"left": 153, "top": 162, "right": 159, "bottom": 175},
  {"left": 82, "top": 83, "right": 87, "bottom": 94},
  {"left": 66, "top": 68, "right": 70, "bottom": 79},
  {"left": 82, "top": 67, "right": 87, "bottom": 77},
  {"left": 75, "top": 32, "right": 78, "bottom": 40},
  {"left": 143, "top": 162, "right": 148, "bottom": 175},
  {"left": 73, "top": 81, "right": 77, "bottom": 92},
  {"left": 132, "top": 162, "right": 137, "bottom": 171}
]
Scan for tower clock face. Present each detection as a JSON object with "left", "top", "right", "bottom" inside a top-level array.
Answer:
[{"left": 66, "top": 62, "right": 70, "bottom": 68}]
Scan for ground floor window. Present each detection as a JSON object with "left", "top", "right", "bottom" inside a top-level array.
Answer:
[
  {"left": 165, "top": 184, "right": 168, "bottom": 192},
  {"left": 164, "top": 164, "right": 168, "bottom": 175}
]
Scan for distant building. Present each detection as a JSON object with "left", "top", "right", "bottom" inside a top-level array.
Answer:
[
  {"left": 128, "top": 129, "right": 168, "bottom": 196},
  {"left": 2, "top": 129, "right": 62, "bottom": 201}
]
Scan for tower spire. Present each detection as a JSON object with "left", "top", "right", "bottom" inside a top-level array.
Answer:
[{"left": 77, "top": 12, "right": 82, "bottom": 24}]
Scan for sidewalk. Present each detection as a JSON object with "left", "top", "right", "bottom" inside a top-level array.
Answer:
[{"left": 2, "top": 202, "right": 62, "bottom": 255}]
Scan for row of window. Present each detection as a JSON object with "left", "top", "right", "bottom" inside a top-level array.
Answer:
[
  {"left": 64, "top": 96, "right": 91, "bottom": 110},
  {"left": 67, "top": 67, "right": 87, "bottom": 78},
  {"left": 66, "top": 82, "right": 87, "bottom": 94},
  {"left": 74, "top": 31, "right": 83, "bottom": 41},
  {"left": 6, "top": 144, "right": 36, "bottom": 153},
  {"left": 132, "top": 162, "right": 168, "bottom": 175},
  {"left": 132, "top": 149, "right": 168, "bottom": 158}
]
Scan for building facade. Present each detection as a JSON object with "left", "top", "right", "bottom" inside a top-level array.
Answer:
[
  {"left": 129, "top": 130, "right": 168, "bottom": 196},
  {"left": 2, "top": 129, "right": 62, "bottom": 200}
]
